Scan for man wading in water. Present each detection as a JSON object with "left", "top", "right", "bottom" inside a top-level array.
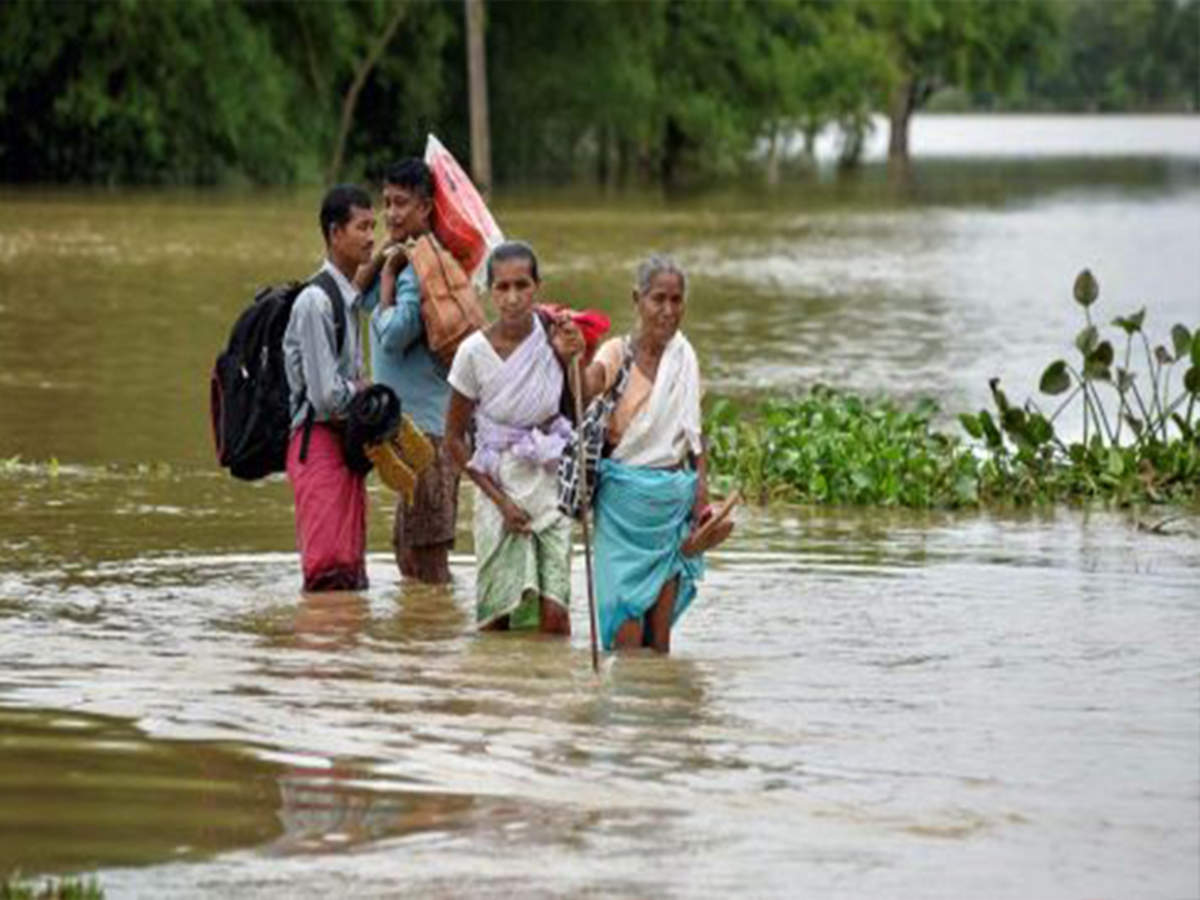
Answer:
[{"left": 282, "top": 185, "right": 375, "bottom": 591}]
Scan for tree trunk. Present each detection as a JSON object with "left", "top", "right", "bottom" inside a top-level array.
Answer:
[
  {"left": 765, "top": 122, "right": 781, "bottom": 187},
  {"left": 465, "top": 0, "right": 492, "bottom": 198},
  {"left": 887, "top": 74, "right": 914, "bottom": 164},
  {"left": 327, "top": 3, "right": 407, "bottom": 185},
  {"left": 660, "top": 117, "right": 686, "bottom": 188}
]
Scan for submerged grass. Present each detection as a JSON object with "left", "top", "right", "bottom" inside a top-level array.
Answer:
[{"left": 1, "top": 874, "right": 104, "bottom": 900}]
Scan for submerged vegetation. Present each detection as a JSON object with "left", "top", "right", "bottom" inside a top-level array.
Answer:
[
  {"left": 0, "top": 874, "right": 103, "bottom": 900},
  {"left": 706, "top": 389, "right": 981, "bottom": 508},
  {"left": 707, "top": 271, "right": 1200, "bottom": 510}
]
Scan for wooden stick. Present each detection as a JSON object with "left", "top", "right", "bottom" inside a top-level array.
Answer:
[{"left": 570, "top": 355, "right": 600, "bottom": 674}]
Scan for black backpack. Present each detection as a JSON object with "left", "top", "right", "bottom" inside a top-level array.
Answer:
[{"left": 210, "top": 271, "right": 345, "bottom": 480}]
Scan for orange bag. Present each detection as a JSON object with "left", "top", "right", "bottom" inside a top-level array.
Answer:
[
  {"left": 407, "top": 233, "right": 487, "bottom": 369},
  {"left": 424, "top": 134, "right": 504, "bottom": 282}
]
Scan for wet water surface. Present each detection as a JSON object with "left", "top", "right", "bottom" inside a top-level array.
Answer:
[{"left": 1, "top": 116, "right": 1198, "bottom": 897}]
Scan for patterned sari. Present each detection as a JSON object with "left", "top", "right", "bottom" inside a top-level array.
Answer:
[{"left": 471, "top": 318, "right": 573, "bottom": 628}]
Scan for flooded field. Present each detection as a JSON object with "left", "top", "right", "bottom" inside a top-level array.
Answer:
[{"left": 1, "top": 115, "right": 1198, "bottom": 897}]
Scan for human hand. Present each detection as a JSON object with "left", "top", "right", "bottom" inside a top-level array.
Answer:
[
  {"left": 499, "top": 497, "right": 532, "bottom": 534},
  {"left": 550, "top": 317, "right": 585, "bottom": 362},
  {"left": 382, "top": 244, "right": 408, "bottom": 275}
]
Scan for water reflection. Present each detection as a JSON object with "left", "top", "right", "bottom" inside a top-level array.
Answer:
[
  {"left": 271, "top": 761, "right": 476, "bottom": 856},
  {"left": 291, "top": 591, "right": 369, "bottom": 652},
  {"left": 0, "top": 708, "right": 281, "bottom": 874}
]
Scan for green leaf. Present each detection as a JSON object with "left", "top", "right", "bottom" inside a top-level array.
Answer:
[
  {"left": 1192, "top": 331, "right": 1200, "bottom": 367},
  {"left": 1171, "top": 324, "right": 1191, "bottom": 361},
  {"left": 1083, "top": 359, "right": 1111, "bottom": 381},
  {"left": 1075, "top": 325, "right": 1098, "bottom": 355},
  {"left": 1073, "top": 269, "right": 1099, "bottom": 307},
  {"left": 1115, "top": 368, "right": 1135, "bottom": 392},
  {"left": 1122, "top": 413, "right": 1143, "bottom": 437},
  {"left": 1154, "top": 344, "right": 1173, "bottom": 367},
  {"left": 1089, "top": 340, "right": 1114, "bottom": 367},
  {"left": 959, "top": 412, "right": 983, "bottom": 439},
  {"left": 1026, "top": 413, "right": 1054, "bottom": 445},
  {"left": 1185, "top": 365, "right": 1200, "bottom": 396},
  {"left": 1171, "top": 413, "right": 1193, "bottom": 442},
  {"left": 1001, "top": 407, "right": 1027, "bottom": 435},
  {"left": 1112, "top": 307, "right": 1145, "bottom": 334},
  {"left": 1106, "top": 447, "right": 1124, "bottom": 477},
  {"left": 978, "top": 409, "right": 1003, "bottom": 449},
  {"left": 1039, "top": 360, "right": 1071, "bottom": 395}
]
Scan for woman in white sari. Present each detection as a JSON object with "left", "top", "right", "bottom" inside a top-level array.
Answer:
[
  {"left": 558, "top": 255, "right": 731, "bottom": 654},
  {"left": 444, "top": 242, "right": 577, "bottom": 633}
]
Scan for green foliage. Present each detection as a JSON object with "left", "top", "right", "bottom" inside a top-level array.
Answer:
[
  {"left": 705, "top": 387, "right": 982, "bottom": 508},
  {"left": 1025, "top": 0, "right": 1200, "bottom": 112},
  {"left": 707, "top": 270, "right": 1199, "bottom": 510},
  {"left": 0, "top": 0, "right": 310, "bottom": 184},
  {"left": 0, "top": 0, "right": 1194, "bottom": 186},
  {"left": 959, "top": 269, "right": 1200, "bottom": 506},
  {"left": 1, "top": 873, "right": 104, "bottom": 900}
]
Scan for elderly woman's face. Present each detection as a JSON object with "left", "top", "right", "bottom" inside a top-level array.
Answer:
[{"left": 634, "top": 271, "right": 686, "bottom": 344}]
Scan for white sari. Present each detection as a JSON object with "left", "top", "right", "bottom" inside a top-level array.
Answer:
[{"left": 612, "top": 331, "right": 702, "bottom": 468}]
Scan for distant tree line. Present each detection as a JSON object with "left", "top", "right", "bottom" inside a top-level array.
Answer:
[{"left": 0, "top": 0, "right": 1195, "bottom": 188}]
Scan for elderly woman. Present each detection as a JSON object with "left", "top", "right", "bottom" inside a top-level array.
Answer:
[
  {"left": 444, "top": 241, "right": 577, "bottom": 634},
  {"left": 563, "top": 255, "right": 730, "bottom": 654}
]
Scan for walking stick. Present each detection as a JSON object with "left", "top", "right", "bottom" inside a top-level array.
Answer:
[{"left": 570, "top": 355, "right": 601, "bottom": 674}]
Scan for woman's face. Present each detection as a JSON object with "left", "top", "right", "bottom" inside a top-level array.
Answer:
[
  {"left": 634, "top": 271, "right": 686, "bottom": 345},
  {"left": 489, "top": 257, "right": 538, "bottom": 326}
]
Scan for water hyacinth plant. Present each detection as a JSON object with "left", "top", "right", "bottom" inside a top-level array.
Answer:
[
  {"left": 705, "top": 387, "right": 982, "bottom": 508},
  {"left": 960, "top": 269, "right": 1199, "bottom": 505},
  {"left": 707, "top": 270, "right": 1199, "bottom": 509}
]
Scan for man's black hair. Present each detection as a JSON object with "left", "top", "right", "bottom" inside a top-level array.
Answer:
[
  {"left": 382, "top": 158, "right": 434, "bottom": 202},
  {"left": 319, "top": 184, "right": 372, "bottom": 243},
  {"left": 487, "top": 240, "right": 540, "bottom": 286}
]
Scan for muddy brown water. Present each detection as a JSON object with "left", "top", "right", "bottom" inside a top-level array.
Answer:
[{"left": 1, "top": 116, "right": 1198, "bottom": 897}]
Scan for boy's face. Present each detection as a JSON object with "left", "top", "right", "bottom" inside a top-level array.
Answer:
[
  {"left": 383, "top": 184, "right": 432, "bottom": 241},
  {"left": 330, "top": 204, "right": 376, "bottom": 267}
]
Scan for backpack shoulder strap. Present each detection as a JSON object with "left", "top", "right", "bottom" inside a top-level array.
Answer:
[{"left": 309, "top": 270, "right": 347, "bottom": 356}]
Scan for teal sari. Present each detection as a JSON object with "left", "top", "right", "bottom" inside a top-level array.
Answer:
[{"left": 593, "top": 458, "right": 704, "bottom": 650}]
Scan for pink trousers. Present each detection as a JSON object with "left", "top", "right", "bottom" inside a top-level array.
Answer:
[{"left": 286, "top": 424, "right": 368, "bottom": 591}]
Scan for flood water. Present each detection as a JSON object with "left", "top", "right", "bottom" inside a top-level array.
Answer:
[{"left": 1, "top": 115, "right": 1198, "bottom": 898}]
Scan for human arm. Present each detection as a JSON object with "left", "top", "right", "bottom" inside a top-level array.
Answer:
[
  {"left": 444, "top": 388, "right": 531, "bottom": 533},
  {"left": 292, "top": 288, "right": 358, "bottom": 420},
  {"left": 370, "top": 266, "right": 424, "bottom": 355}
]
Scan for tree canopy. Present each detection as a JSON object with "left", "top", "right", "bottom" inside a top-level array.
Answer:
[{"left": 0, "top": 0, "right": 1194, "bottom": 187}]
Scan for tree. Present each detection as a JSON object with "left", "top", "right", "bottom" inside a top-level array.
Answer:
[
  {"left": 326, "top": 2, "right": 408, "bottom": 185},
  {"left": 856, "top": 0, "right": 1058, "bottom": 165},
  {"left": 0, "top": 0, "right": 307, "bottom": 184}
]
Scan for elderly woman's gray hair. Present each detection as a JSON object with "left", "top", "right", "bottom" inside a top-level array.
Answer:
[{"left": 634, "top": 254, "right": 687, "bottom": 296}]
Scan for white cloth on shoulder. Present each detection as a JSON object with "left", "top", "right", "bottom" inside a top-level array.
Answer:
[
  {"left": 611, "top": 331, "right": 702, "bottom": 468},
  {"left": 447, "top": 316, "right": 570, "bottom": 484}
]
